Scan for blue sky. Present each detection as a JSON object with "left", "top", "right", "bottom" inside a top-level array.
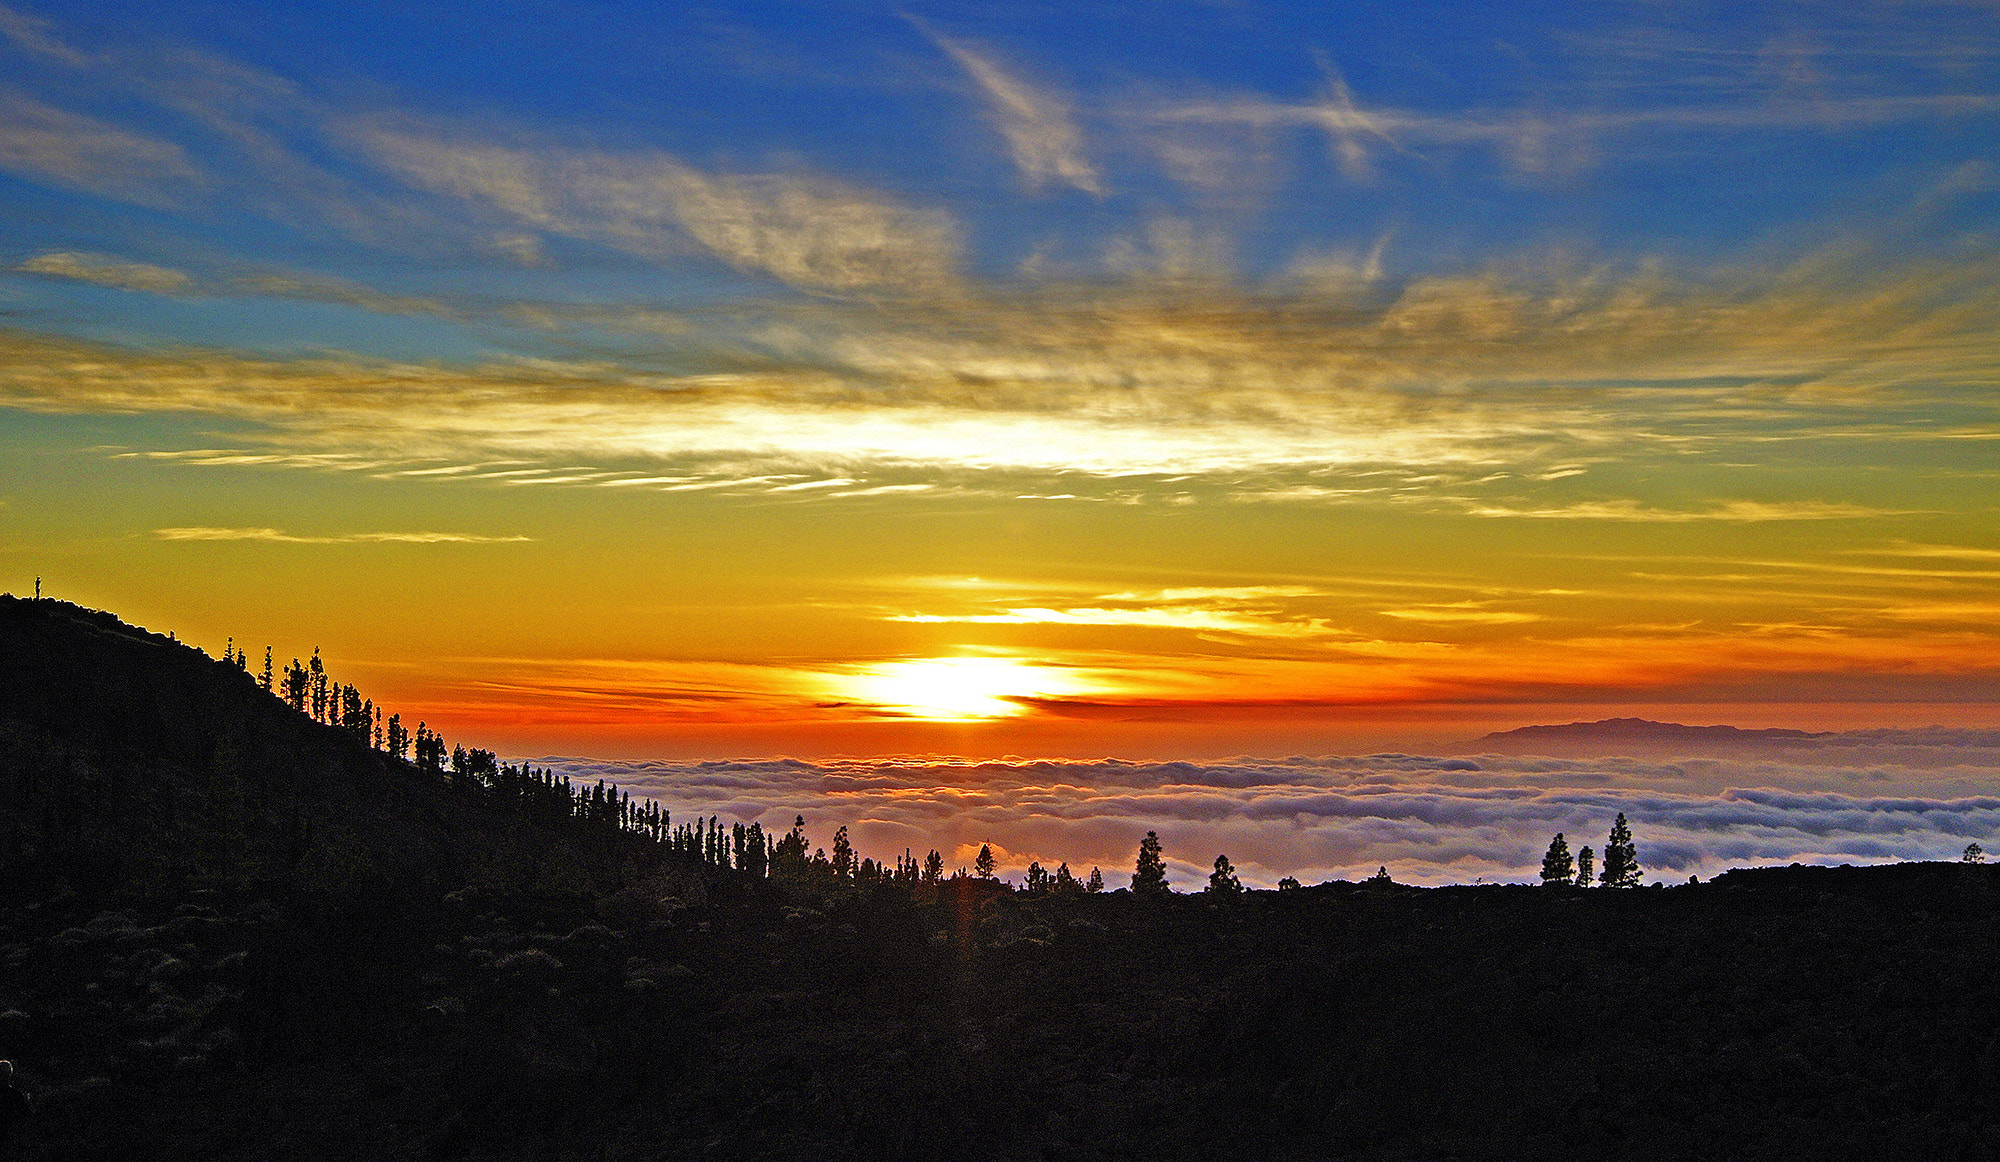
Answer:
[{"left": 1, "top": 0, "right": 1997, "bottom": 767}]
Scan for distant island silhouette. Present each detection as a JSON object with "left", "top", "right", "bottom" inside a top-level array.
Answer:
[
  {"left": 1471, "top": 716, "right": 2000, "bottom": 755},
  {"left": 5, "top": 595, "right": 1999, "bottom": 1159}
]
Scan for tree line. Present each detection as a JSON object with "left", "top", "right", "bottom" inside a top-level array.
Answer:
[
  {"left": 232, "top": 639, "right": 1680, "bottom": 897},
  {"left": 1538, "top": 813, "right": 1642, "bottom": 887}
]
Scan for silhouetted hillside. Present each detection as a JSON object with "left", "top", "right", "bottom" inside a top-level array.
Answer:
[
  {"left": 0, "top": 596, "right": 704, "bottom": 900},
  {"left": 5, "top": 598, "right": 2000, "bottom": 1160}
]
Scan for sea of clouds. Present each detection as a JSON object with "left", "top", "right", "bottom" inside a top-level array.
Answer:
[{"left": 529, "top": 731, "right": 2000, "bottom": 889}]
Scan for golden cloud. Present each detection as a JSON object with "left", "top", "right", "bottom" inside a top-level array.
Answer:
[
  {"left": 0, "top": 230, "right": 1993, "bottom": 489},
  {"left": 19, "top": 251, "right": 191, "bottom": 294},
  {"left": 154, "top": 526, "right": 532, "bottom": 544}
]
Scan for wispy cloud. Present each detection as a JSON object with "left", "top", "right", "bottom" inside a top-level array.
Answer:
[
  {"left": 18, "top": 251, "right": 191, "bottom": 294},
  {"left": 347, "top": 121, "right": 961, "bottom": 291},
  {"left": 154, "top": 526, "right": 531, "bottom": 544},
  {"left": 0, "top": 93, "right": 203, "bottom": 207},
  {"left": 1463, "top": 500, "right": 1919, "bottom": 521},
  {"left": 1858, "top": 543, "right": 2000, "bottom": 562},
  {"left": 919, "top": 23, "right": 1103, "bottom": 195},
  {"left": 1141, "top": 75, "right": 2000, "bottom": 183},
  {"left": 1379, "top": 605, "right": 1542, "bottom": 625},
  {"left": 888, "top": 606, "right": 1339, "bottom": 639}
]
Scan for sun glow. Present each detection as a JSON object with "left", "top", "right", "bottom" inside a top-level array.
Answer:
[{"left": 849, "top": 656, "right": 1078, "bottom": 720}]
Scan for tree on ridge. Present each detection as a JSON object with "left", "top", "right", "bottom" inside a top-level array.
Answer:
[
  {"left": 1207, "top": 854, "right": 1241, "bottom": 896},
  {"left": 1132, "top": 832, "right": 1168, "bottom": 895},
  {"left": 1540, "top": 833, "right": 1575, "bottom": 886},
  {"left": 1600, "top": 813, "right": 1641, "bottom": 888}
]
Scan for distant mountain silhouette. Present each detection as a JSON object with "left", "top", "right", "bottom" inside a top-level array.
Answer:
[{"left": 1470, "top": 716, "right": 2000, "bottom": 755}]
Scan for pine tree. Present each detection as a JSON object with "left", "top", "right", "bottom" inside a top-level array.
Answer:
[
  {"left": 1087, "top": 866, "right": 1103, "bottom": 893},
  {"left": 974, "top": 844, "right": 996, "bottom": 880},
  {"left": 260, "top": 646, "right": 273, "bottom": 692},
  {"left": 1053, "top": 862, "right": 1080, "bottom": 893},
  {"left": 1964, "top": 843, "right": 1986, "bottom": 864},
  {"left": 1132, "top": 831, "right": 1168, "bottom": 895},
  {"left": 309, "top": 648, "right": 327, "bottom": 722},
  {"left": 832, "top": 825, "right": 854, "bottom": 881},
  {"left": 1575, "top": 845, "right": 1594, "bottom": 888},
  {"left": 1207, "top": 854, "right": 1241, "bottom": 895},
  {"left": 1024, "top": 861, "right": 1048, "bottom": 891},
  {"left": 1540, "top": 833, "right": 1575, "bottom": 886},
  {"left": 923, "top": 849, "right": 944, "bottom": 886},
  {"left": 1600, "top": 813, "right": 1641, "bottom": 887}
]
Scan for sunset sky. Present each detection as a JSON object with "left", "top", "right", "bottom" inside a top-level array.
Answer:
[{"left": 4, "top": 1, "right": 1999, "bottom": 882}]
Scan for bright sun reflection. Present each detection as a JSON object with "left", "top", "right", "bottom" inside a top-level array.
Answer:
[{"left": 849, "top": 656, "right": 1074, "bottom": 720}]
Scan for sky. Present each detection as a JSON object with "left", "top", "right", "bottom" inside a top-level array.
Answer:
[{"left": 3, "top": 1, "right": 1998, "bottom": 882}]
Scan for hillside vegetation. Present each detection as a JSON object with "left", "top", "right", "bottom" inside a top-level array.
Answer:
[{"left": 3, "top": 597, "right": 1999, "bottom": 1160}]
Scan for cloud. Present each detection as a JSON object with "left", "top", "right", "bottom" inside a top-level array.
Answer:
[
  {"left": 0, "top": 4, "right": 93, "bottom": 66},
  {"left": 0, "top": 94, "right": 204, "bottom": 207},
  {"left": 520, "top": 748, "right": 2000, "bottom": 889},
  {"left": 881, "top": 582, "right": 1350, "bottom": 640},
  {"left": 0, "top": 205, "right": 1993, "bottom": 490},
  {"left": 920, "top": 24, "right": 1103, "bottom": 195},
  {"left": 18, "top": 251, "right": 191, "bottom": 294},
  {"left": 1140, "top": 70, "right": 2000, "bottom": 183},
  {"left": 1861, "top": 543, "right": 2000, "bottom": 562},
  {"left": 888, "top": 606, "right": 1339, "bottom": 639},
  {"left": 1380, "top": 605, "right": 1542, "bottom": 625},
  {"left": 348, "top": 122, "right": 961, "bottom": 291},
  {"left": 153, "top": 526, "right": 531, "bottom": 544},
  {"left": 1462, "top": 500, "right": 1917, "bottom": 521},
  {"left": 233, "top": 272, "right": 460, "bottom": 320}
]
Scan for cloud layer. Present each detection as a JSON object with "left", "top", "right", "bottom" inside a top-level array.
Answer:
[{"left": 530, "top": 742, "right": 2000, "bottom": 889}]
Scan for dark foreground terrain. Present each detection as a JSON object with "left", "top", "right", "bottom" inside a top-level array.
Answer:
[{"left": 5, "top": 597, "right": 1999, "bottom": 1160}]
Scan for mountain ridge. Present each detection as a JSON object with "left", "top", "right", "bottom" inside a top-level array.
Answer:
[{"left": 1471, "top": 715, "right": 2000, "bottom": 753}]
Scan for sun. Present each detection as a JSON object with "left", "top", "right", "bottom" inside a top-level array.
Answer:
[{"left": 850, "top": 656, "right": 1071, "bottom": 720}]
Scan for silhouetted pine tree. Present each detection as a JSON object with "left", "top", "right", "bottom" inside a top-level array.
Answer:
[
  {"left": 1540, "top": 833, "right": 1575, "bottom": 886},
  {"left": 1024, "top": 861, "right": 1049, "bottom": 891},
  {"left": 1600, "top": 813, "right": 1641, "bottom": 887},
  {"left": 1053, "top": 861, "right": 1080, "bottom": 893},
  {"left": 1132, "top": 832, "right": 1168, "bottom": 895},
  {"left": 832, "top": 825, "right": 854, "bottom": 881},
  {"left": 308, "top": 649, "right": 327, "bottom": 722},
  {"left": 1575, "top": 845, "right": 1594, "bottom": 888},
  {"left": 1207, "top": 854, "right": 1241, "bottom": 895},
  {"left": 1087, "top": 866, "right": 1103, "bottom": 893},
  {"left": 283, "top": 658, "right": 309, "bottom": 711},
  {"left": 923, "top": 849, "right": 944, "bottom": 886},
  {"left": 975, "top": 844, "right": 996, "bottom": 880}
]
